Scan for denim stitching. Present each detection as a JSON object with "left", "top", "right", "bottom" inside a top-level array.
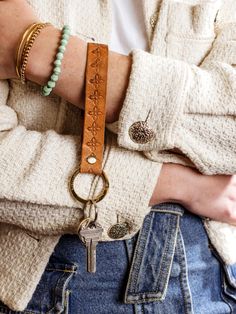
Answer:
[
  {"left": 46, "top": 269, "right": 76, "bottom": 273},
  {"left": 156, "top": 215, "right": 180, "bottom": 300},
  {"left": 220, "top": 271, "right": 233, "bottom": 314},
  {"left": 125, "top": 209, "right": 181, "bottom": 303},
  {"left": 152, "top": 203, "right": 185, "bottom": 215},
  {"left": 47, "top": 271, "right": 75, "bottom": 314},
  {"left": 63, "top": 290, "right": 71, "bottom": 314},
  {"left": 126, "top": 214, "right": 179, "bottom": 300},
  {"left": 176, "top": 230, "right": 194, "bottom": 314},
  {"left": 136, "top": 213, "right": 155, "bottom": 290},
  {"left": 153, "top": 214, "right": 179, "bottom": 295},
  {"left": 125, "top": 212, "right": 153, "bottom": 296},
  {"left": 152, "top": 209, "right": 183, "bottom": 216}
]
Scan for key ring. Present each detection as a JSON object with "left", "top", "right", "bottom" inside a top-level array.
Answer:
[
  {"left": 69, "top": 168, "right": 109, "bottom": 204},
  {"left": 77, "top": 217, "right": 92, "bottom": 234},
  {"left": 89, "top": 201, "right": 98, "bottom": 223}
]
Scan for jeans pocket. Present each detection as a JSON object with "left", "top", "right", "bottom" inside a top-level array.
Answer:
[
  {"left": 210, "top": 245, "right": 236, "bottom": 312},
  {"left": 124, "top": 203, "right": 184, "bottom": 304},
  {"left": 222, "top": 263, "right": 236, "bottom": 311},
  {"left": 0, "top": 263, "right": 77, "bottom": 314}
]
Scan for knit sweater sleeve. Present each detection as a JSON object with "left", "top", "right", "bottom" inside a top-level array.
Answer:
[
  {"left": 0, "top": 80, "right": 161, "bottom": 237},
  {"left": 114, "top": 23, "right": 236, "bottom": 175}
]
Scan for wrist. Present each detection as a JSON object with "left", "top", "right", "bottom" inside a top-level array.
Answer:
[
  {"left": 25, "top": 25, "right": 131, "bottom": 119},
  {"left": 176, "top": 165, "right": 201, "bottom": 209},
  {"left": 106, "top": 51, "right": 131, "bottom": 123},
  {"left": 26, "top": 25, "right": 60, "bottom": 85},
  {"left": 149, "top": 163, "right": 200, "bottom": 207},
  {"left": 26, "top": 26, "right": 87, "bottom": 106}
]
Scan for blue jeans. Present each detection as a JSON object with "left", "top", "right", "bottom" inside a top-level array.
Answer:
[{"left": 1, "top": 203, "right": 236, "bottom": 314}]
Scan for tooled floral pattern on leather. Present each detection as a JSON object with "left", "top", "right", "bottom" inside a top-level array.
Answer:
[
  {"left": 80, "top": 44, "right": 108, "bottom": 174},
  {"left": 87, "top": 47, "right": 104, "bottom": 152}
]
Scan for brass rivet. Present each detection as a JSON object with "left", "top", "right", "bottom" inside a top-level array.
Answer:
[{"left": 87, "top": 156, "right": 97, "bottom": 164}]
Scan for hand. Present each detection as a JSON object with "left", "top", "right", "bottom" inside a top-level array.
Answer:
[
  {"left": 150, "top": 163, "right": 236, "bottom": 225},
  {"left": 0, "top": 0, "right": 39, "bottom": 79}
]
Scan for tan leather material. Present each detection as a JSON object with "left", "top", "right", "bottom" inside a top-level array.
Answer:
[{"left": 80, "top": 43, "right": 109, "bottom": 174}]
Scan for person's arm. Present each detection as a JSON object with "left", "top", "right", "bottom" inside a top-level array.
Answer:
[
  {"left": 0, "top": 77, "right": 235, "bottom": 231},
  {"left": 0, "top": 0, "right": 236, "bottom": 229},
  {"left": 27, "top": 21, "right": 236, "bottom": 176},
  {"left": 0, "top": 0, "right": 129, "bottom": 123},
  {"left": 0, "top": 81, "right": 235, "bottom": 230},
  {"left": 26, "top": 27, "right": 129, "bottom": 125},
  {"left": 0, "top": 77, "right": 161, "bottom": 234},
  {"left": 3, "top": 2, "right": 236, "bottom": 176},
  {"left": 151, "top": 163, "right": 236, "bottom": 225}
]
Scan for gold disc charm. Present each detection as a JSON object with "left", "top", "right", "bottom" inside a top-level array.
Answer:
[{"left": 108, "top": 222, "right": 130, "bottom": 239}]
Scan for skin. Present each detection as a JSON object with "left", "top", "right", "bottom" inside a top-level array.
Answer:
[
  {"left": 0, "top": 1, "right": 128, "bottom": 123},
  {"left": 1, "top": 0, "right": 236, "bottom": 225}
]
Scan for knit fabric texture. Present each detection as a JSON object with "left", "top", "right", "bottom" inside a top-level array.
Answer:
[{"left": 0, "top": 0, "right": 236, "bottom": 311}]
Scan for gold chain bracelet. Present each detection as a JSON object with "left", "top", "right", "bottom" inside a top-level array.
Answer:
[
  {"left": 15, "top": 22, "right": 51, "bottom": 84},
  {"left": 15, "top": 23, "right": 37, "bottom": 78}
]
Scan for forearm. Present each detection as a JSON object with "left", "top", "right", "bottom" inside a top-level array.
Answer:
[
  {"left": 149, "top": 163, "right": 200, "bottom": 207},
  {"left": 151, "top": 163, "right": 236, "bottom": 226},
  {"left": 26, "top": 26, "right": 131, "bottom": 123}
]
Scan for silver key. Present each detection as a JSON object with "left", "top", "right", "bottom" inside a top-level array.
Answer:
[{"left": 79, "top": 222, "right": 103, "bottom": 273}]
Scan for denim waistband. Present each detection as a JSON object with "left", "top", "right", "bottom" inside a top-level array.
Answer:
[{"left": 2, "top": 203, "right": 233, "bottom": 314}]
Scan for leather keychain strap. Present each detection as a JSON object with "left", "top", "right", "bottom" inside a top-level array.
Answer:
[{"left": 80, "top": 43, "right": 109, "bottom": 175}]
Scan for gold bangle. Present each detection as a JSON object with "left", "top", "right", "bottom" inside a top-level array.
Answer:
[
  {"left": 15, "top": 22, "right": 51, "bottom": 84},
  {"left": 20, "top": 23, "right": 51, "bottom": 84},
  {"left": 15, "top": 23, "right": 38, "bottom": 78}
]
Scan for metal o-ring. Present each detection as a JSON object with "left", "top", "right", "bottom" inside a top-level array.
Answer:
[
  {"left": 89, "top": 201, "right": 98, "bottom": 223},
  {"left": 77, "top": 217, "right": 92, "bottom": 234},
  {"left": 69, "top": 168, "right": 109, "bottom": 204}
]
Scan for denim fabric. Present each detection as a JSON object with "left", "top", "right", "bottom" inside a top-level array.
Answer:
[
  {"left": 221, "top": 264, "right": 236, "bottom": 312},
  {"left": 0, "top": 263, "right": 77, "bottom": 314},
  {"left": 1, "top": 203, "right": 236, "bottom": 314},
  {"left": 125, "top": 205, "right": 184, "bottom": 303}
]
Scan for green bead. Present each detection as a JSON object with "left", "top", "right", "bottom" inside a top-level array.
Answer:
[
  {"left": 63, "top": 29, "right": 71, "bottom": 36},
  {"left": 53, "top": 67, "right": 61, "bottom": 75},
  {"left": 51, "top": 74, "right": 59, "bottom": 82},
  {"left": 43, "top": 90, "right": 51, "bottom": 96},
  {"left": 41, "top": 25, "right": 71, "bottom": 98},
  {"left": 47, "top": 81, "right": 56, "bottom": 88},
  {"left": 61, "top": 39, "right": 68, "bottom": 46},
  {"left": 42, "top": 86, "right": 52, "bottom": 96},
  {"left": 56, "top": 52, "right": 64, "bottom": 60},
  {"left": 54, "top": 59, "right": 61, "bottom": 66},
  {"left": 58, "top": 45, "right": 66, "bottom": 53},
  {"left": 63, "top": 25, "right": 70, "bottom": 31},
  {"left": 63, "top": 27, "right": 70, "bottom": 33},
  {"left": 43, "top": 86, "right": 52, "bottom": 93},
  {"left": 62, "top": 33, "right": 70, "bottom": 40}
]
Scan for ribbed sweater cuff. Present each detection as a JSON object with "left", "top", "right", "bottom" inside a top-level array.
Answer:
[{"left": 117, "top": 49, "right": 189, "bottom": 151}]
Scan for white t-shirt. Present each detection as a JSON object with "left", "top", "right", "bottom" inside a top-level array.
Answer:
[{"left": 110, "top": 0, "right": 148, "bottom": 55}]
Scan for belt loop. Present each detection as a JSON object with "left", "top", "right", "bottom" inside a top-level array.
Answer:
[{"left": 124, "top": 204, "right": 182, "bottom": 304}]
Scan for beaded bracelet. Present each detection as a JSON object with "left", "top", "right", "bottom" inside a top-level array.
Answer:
[{"left": 42, "top": 25, "right": 71, "bottom": 96}]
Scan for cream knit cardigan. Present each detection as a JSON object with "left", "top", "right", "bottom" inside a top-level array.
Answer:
[{"left": 1, "top": 0, "right": 236, "bottom": 311}]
